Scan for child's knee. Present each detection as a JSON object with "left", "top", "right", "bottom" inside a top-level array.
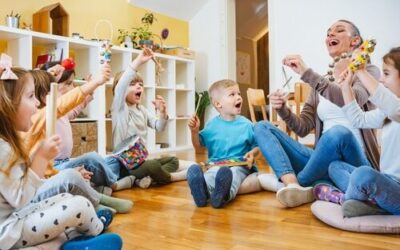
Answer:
[{"left": 350, "top": 166, "right": 377, "bottom": 188}]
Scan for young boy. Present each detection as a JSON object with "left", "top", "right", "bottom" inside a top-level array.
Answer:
[{"left": 187, "top": 79, "right": 259, "bottom": 208}]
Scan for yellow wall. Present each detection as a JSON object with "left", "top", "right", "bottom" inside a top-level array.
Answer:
[{"left": 0, "top": 0, "right": 188, "bottom": 47}]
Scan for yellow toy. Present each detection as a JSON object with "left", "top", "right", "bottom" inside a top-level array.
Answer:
[{"left": 348, "top": 39, "right": 377, "bottom": 72}]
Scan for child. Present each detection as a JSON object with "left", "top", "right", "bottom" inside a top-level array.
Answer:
[
  {"left": 319, "top": 47, "right": 400, "bottom": 217},
  {"left": 27, "top": 66, "right": 133, "bottom": 214},
  {"left": 107, "top": 48, "right": 192, "bottom": 190},
  {"left": 0, "top": 59, "right": 120, "bottom": 249},
  {"left": 187, "top": 79, "right": 259, "bottom": 208},
  {"left": 34, "top": 64, "right": 119, "bottom": 192}
]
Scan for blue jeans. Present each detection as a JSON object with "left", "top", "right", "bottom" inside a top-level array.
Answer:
[
  {"left": 329, "top": 163, "right": 400, "bottom": 215},
  {"left": 254, "top": 122, "right": 370, "bottom": 186},
  {"left": 32, "top": 168, "right": 101, "bottom": 206},
  {"left": 204, "top": 166, "right": 250, "bottom": 201},
  {"left": 55, "top": 152, "right": 119, "bottom": 187}
]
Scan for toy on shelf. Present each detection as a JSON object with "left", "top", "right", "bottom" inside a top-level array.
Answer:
[
  {"left": 94, "top": 19, "right": 113, "bottom": 64},
  {"left": 100, "top": 40, "right": 112, "bottom": 64},
  {"left": 61, "top": 58, "right": 75, "bottom": 70},
  {"left": 200, "top": 157, "right": 252, "bottom": 171},
  {"left": 348, "top": 39, "right": 376, "bottom": 72}
]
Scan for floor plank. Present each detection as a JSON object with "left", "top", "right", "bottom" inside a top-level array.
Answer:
[{"left": 110, "top": 150, "right": 400, "bottom": 249}]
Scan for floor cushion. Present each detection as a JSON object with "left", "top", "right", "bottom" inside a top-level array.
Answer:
[{"left": 311, "top": 200, "right": 400, "bottom": 233}]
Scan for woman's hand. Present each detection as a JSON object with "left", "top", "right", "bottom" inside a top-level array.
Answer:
[
  {"left": 268, "top": 89, "right": 288, "bottom": 110},
  {"left": 282, "top": 55, "right": 309, "bottom": 76}
]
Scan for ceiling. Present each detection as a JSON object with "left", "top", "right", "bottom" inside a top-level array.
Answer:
[
  {"left": 127, "top": 0, "right": 208, "bottom": 21},
  {"left": 236, "top": 0, "right": 268, "bottom": 40},
  {"left": 128, "top": 0, "right": 268, "bottom": 40}
]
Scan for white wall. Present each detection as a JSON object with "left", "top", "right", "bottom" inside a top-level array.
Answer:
[
  {"left": 269, "top": 0, "right": 400, "bottom": 92},
  {"left": 190, "top": 0, "right": 236, "bottom": 120}
]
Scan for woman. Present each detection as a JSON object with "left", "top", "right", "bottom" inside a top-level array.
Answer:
[{"left": 254, "top": 20, "right": 380, "bottom": 207}]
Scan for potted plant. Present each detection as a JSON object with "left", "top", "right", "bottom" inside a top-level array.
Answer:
[
  {"left": 117, "top": 12, "right": 163, "bottom": 49},
  {"left": 117, "top": 28, "right": 135, "bottom": 48}
]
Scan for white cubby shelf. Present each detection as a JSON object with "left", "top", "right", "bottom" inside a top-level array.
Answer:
[{"left": 0, "top": 25, "right": 195, "bottom": 155}]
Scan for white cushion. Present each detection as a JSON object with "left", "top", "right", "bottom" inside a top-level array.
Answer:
[{"left": 311, "top": 201, "right": 400, "bottom": 233}]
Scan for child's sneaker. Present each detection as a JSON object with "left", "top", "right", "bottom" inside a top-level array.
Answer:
[
  {"left": 342, "top": 199, "right": 390, "bottom": 218},
  {"left": 211, "top": 167, "right": 232, "bottom": 208},
  {"left": 276, "top": 183, "right": 314, "bottom": 207},
  {"left": 313, "top": 183, "right": 344, "bottom": 205},
  {"left": 96, "top": 208, "right": 113, "bottom": 231},
  {"left": 61, "top": 233, "right": 122, "bottom": 250},
  {"left": 187, "top": 164, "right": 209, "bottom": 207}
]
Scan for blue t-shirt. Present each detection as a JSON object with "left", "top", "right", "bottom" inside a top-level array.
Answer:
[{"left": 199, "top": 115, "right": 257, "bottom": 162}]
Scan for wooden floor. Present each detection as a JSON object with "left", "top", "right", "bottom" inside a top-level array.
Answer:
[{"left": 110, "top": 150, "right": 400, "bottom": 250}]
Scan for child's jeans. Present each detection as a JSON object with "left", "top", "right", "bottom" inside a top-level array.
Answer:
[
  {"left": 205, "top": 166, "right": 250, "bottom": 201},
  {"left": 254, "top": 122, "right": 370, "bottom": 186},
  {"left": 329, "top": 162, "right": 400, "bottom": 215},
  {"left": 55, "top": 152, "right": 119, "bottom": 187},
  {"left": 32, "top": 168, "right": 101, "bottom": 206}
]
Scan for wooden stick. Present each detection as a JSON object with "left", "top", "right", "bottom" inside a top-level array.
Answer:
[
  {"left": 152, "top": 57, "right": 165, "bottom": 72},
  {"left": 45, "top": 82, "right": 57, "bottom": 176},
  {"left": 46, "top": 82, "right": 57, "bottom": 138},
  {"left": 195, "top": 93, "right": 203, "bottom": 115}
]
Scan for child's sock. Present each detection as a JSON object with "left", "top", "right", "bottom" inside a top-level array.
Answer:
[
  {"left": 135, "top": 176, "right": 152, "bottom": 189},
  {"left": 112, "top": 176, "right": 136, "bottom": 191},
  {"left": 99, "top": 194, "right": 133, "bottom": 213},
  {"left": 313, "top": 183, "right": 344, "bottom": 205},
  {"left": 95, "top": 204, "right": 117, "bottom": 215},
  {"left": 342, "top": 199, "right": 390, "bottom": 217},
  {"left": 257, "top": 173, "right": 283, "bottom": 192},
  {"left": 170, "top": 169, "right": 188, "bottom": 182},
  {"left": 94, "top": 185, "right": 113, "bottom": 196}
]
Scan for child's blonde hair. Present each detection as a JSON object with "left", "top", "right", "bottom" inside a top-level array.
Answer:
[
  {"left": 208, "top": 79, "right": 238, "bottom": 105},
  {"left": 31, "top": 70, "right": 56, "bottom": 108},
  {"left": 0, "top": 67, "right": 32, "bottom": 175},
  {"left": 112, "top": 70, "right": 143, "bottom": 96}
]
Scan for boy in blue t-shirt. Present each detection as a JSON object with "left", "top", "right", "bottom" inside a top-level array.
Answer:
[{"left": 187, "top": 79, "right": 259, "bottom": 208}]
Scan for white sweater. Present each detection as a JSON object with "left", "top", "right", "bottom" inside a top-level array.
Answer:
[
  {"left": 111, "top": 66, "right": 167, "bottom": 148},
  {"left": 0, "top": 139, "right": 44, "bottom": 249},
  {"left": 343, "top": 84, "right": 400, "bottom": 181}
]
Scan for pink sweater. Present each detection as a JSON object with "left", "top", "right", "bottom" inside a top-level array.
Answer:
[{"left": 55, "top": 95, "right": 93, "bottom": 160}]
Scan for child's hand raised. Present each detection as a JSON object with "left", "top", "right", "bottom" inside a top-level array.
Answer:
[
  {"left": 337, "top": 68, "right": 353, "bottom": 90},
  {"left": 37, "top": 135, "right": 61, "bottom": 161},
  {"left": 152, "top": 95, "right": 167, "bottom": 118},
  {"left": 92, "top": 63, "right": 112, "bottom": 86},
  {"left": 131, "top": 48, "right": 154, "bottom": 71},
  {"left": 47, "top": 64, "right": 65, "bottom": 83},
  {"left": 188, "top": 114, "right": 200, "bottom": 133}
]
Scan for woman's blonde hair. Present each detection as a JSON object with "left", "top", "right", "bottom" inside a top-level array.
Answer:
[
  {"left": 31, "top": 70, "right": 56, "bottom": 108},
  {"left": 0, "top": 67, "right": 31, "bottom": 175},
  {"left": 112, "top": 70, "right": 143, "bottom": 96}
]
